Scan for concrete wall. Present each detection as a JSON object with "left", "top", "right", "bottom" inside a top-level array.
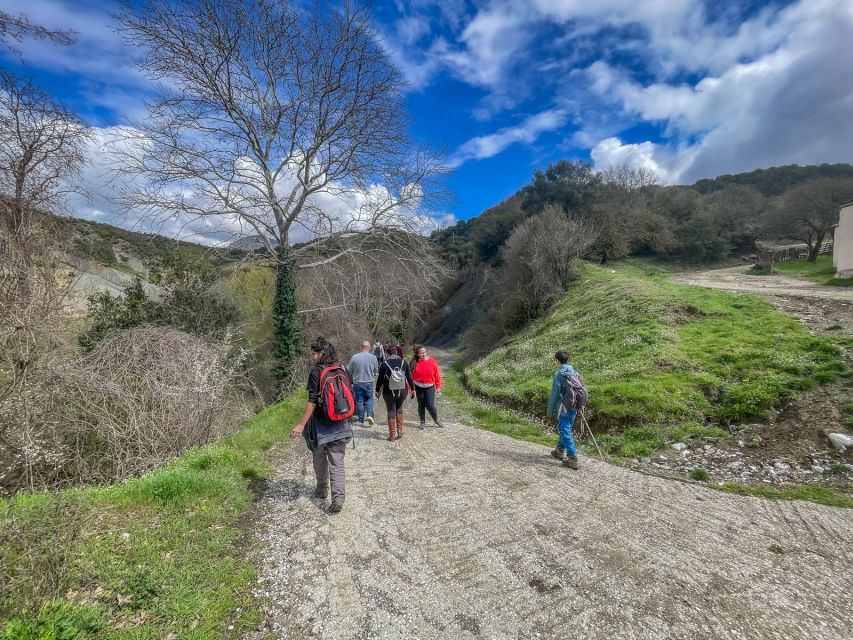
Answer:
[{"left": 835, "top": 203, "right": 853, "bottom": 278}]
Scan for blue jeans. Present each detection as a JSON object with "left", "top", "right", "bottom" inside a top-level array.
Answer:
[
  {"left": 353, "top": 383, "right": 374, "bottom": 423},
  {"left": 557, "top": 408, "right": 577, "bottom": 457}
]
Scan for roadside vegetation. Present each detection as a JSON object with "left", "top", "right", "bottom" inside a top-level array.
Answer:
[
  {"left": 749, "top": 255, "right": 853, "bottom": 287},
  {"left": 463, "top": 262, "right": 844, "bottom": 457},
  {"left": 0, "top": 394, "right": 302, "bottom": 638}
]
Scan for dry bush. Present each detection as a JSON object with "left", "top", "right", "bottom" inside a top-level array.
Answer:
[
  {"left": 55, "top": 327, "right": 250, "bottom": 484},
  {"left": 0, "top": 224, "right": 76, "bottom": 493},
  {"left": 0, "top": 326, "right": 250, "bottom": 494},
  {"left": 298, "top": 235, "right": 451, "bottom": 357},
  {"left": 460, "top": 206, "right": 596, "bottom": 359}
]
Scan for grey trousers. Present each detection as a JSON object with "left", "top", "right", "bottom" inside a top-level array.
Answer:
[{"left": 313, "top": 438, "right": 349, "bottom": 503}]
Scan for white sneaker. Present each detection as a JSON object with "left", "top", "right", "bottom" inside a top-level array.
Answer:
[{"left": 365, "top": 416, "right": 375, "bottom": 427}]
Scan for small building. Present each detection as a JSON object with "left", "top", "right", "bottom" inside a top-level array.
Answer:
[{"left": 834, "top": 200, "right": 853, "bottom": 279}]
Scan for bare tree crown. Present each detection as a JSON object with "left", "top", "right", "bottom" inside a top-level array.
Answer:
[{"left": 118, "top": 0, "right": 441, "bottom": 263}]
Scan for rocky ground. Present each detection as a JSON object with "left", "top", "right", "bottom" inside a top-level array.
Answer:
[{"left": 244, "top": 389, "right": 853, "bottom": 640}]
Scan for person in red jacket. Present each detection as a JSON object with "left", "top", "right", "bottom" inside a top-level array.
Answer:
[{"left": 410, "top": 345, "right": 444, "bottom": 430}]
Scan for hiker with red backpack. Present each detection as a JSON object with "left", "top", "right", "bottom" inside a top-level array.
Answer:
[
  {"left": 291, "top": 337, "right": 355, "bottom": 513},
  {"left": 547, "top": 350, "right": 587, "bottom": 470},
  {"left": 375, "top": 343, "right": 415, "bottom": 441}
]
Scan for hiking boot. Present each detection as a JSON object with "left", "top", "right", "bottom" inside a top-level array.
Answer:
[
  {"left": 419, "top": 421, "right": 425, "bottom": 431},
  {"left": 395, "top": 414, "right": 404, "bottom": 439},
  {"left": 435, "top": 419, "right": 444, "bottom": 428},
  {"left": 387, "top": 419, "right": 397, "bottom": 441},
  {"left": 314, "top": 486, "right": 328, "bottom": 499},
  {"left": 365, "top": 416, "right": 375, "bottom": 427},
  {"left": 328, "top": 500, "right": 344, "bottom": 514},
  {"left": 562, "top": 456, "right": 580, "bottom": 470},
  {"left": 551, "top": 447, "right": 567, "bottom": 461}
]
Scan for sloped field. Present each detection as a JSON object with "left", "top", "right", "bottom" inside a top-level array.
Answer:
[{"left": 464, "top": 263, "right": 843, "bottom": 431}]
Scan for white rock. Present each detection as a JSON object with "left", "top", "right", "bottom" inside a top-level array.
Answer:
[
  {"left": 672, "top": 443, "right": 688, "bottom": 452},
  {"left": 811, "top": 465, "right": 825, "bottom": 474},
  {"left": 773, "top": 462, "right": 790, "bottom": 472},
  {"left": 738, "top": 440, "right": 745, "bottom": 448},
  {"left": 827, "top": 433, "right": 853, "bottom": 452},
  {"left": 641, "top": 457, "right": 651, "bottom": 464}
]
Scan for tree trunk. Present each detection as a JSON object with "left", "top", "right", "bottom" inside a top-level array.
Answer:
[
  {"left": 808, "top": 233, "right": 825, "bottom": 262},
  {"left": 272, "top": 243, "right": 301, "bottom": 393}
]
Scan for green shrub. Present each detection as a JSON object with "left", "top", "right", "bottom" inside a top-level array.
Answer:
[{"left": 691, "top": 468, "right": 711, "bottom": 481}]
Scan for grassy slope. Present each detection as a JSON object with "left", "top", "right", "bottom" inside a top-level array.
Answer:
[
  {"left": 465, "top": 262, "right": 843, "bottom": 440},
  {"left": 0, "top": 394, "right": 303, "bottom": 639},
  {"left": 762, "top": 255, "right": 853, "bottom": 286}
]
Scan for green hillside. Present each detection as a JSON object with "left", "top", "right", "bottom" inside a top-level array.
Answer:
[{"left": 464, "top": 263, "right": 843, "bottom": 433}]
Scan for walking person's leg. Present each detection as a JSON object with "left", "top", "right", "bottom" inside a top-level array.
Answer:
[
  {"left": 423, "top": 386, "right": 443, "bottom": 427},
  {"left": 354, "top": 383, "right": 365, "bottom": 424},
  {"left": 383, "top": 392, "right": 397, "bottom": 441},
  {"left": 394, "top": 395, "right": 405, "bottom": 439},
  {"left": 558, "top": 408, "right": 579, "bottom": 469},
  {"left": 312, "top": 443, "right": 330, "bottom": 499},
  {"left": 326, "top": 439, "right": 348, "bottom": 512},
  {"left": 365, "top": 385, "right": 375, "bottom": 426},
  {"left": 416, "top": 386, "right": 426, "bottom": 429}
]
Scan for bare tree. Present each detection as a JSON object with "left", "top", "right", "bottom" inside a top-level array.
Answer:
[
  {"left": 117, "top": 0, "right": 444, "bottom": 386},
  {"left": 590, "top": 165, "right": 671, "bottom": 263},
  {"left": 0, "top": 10, "right": 76, "bottom": 55},
  {"left": 772, "top": 178, "right": 853, "bottom": 261},
  {"left": 0, "top": 71, "right": 90, "bottom": 242}
]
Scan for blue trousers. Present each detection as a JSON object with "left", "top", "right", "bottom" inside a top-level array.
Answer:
[
  {"left": 557, "top": 408, "right": 577, "bottom": 457},
  {"left": 353, "top": 382, "right": 374, "bottom": 422}
]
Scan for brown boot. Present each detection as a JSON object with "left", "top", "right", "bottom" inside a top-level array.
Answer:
[
  {"left": 387, "top": 419, "right": 397, "bottom": 441},
  {"left": 395, "top": 414, "right": 404, "bottom": 439}
]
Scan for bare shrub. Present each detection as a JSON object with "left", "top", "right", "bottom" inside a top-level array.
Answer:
[
  {"left": 57, "top": 327, "right": 250, "bottom": 483},
  {"left": 0, "top": 326, "right": 250, "bottom": 493},
  {"left": 461, "top": 206, "right": 596, "bottom": 359}
]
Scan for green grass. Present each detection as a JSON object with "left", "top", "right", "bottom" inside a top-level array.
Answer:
[
  {"left": 464, "top": 262, "right": 844, "bottom": 432},
  {"left": 764, "top": 256, "right": 853, "bottom": 286},
  {"left": 1, "top": 393, "right": 303, "bottom": 639},
  {"left": 716, "top": 482, "right": 853, "bottom": 508}
]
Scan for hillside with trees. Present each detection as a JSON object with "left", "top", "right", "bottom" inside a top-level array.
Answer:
[{"left": 427, "top": 161, "right": 853, "bottom": 356}]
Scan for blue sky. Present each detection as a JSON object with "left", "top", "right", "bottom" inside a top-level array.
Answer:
[{"left": 3, "top": 0, "right": 853, "bottom": 229}]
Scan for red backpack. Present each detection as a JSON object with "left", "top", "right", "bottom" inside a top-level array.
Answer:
[{"left": 318, "top": 365, "right": 356, "bottom": 421}]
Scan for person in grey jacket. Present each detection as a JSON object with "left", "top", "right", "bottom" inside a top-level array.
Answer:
[
  {"left": 348, "top": 341, "right": 379, "bottom": 427},
  {"left": 546, "top": 350, "right": 579, "bottom": 470}
]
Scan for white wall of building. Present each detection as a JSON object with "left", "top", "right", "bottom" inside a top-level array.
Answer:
[{"left": 834, "top": 202, "right": 853, "bottom": 278}]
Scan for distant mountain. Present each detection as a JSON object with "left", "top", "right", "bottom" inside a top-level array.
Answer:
[{"left": 230, "top": 235, "right": 277, "bottom": 252}]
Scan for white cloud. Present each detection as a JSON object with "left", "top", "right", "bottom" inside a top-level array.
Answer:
[
  {"left": 448, "top": 108, "right": 570, "bottom": 166},
  {"left": 585, "top": 0, "right": 853, "bottom": 184}
]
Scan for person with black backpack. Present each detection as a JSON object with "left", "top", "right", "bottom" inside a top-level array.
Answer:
[
  {"left": 291, "top": 337, "right": 355, "bottom": 513},
  {"left": 375, "top": 343, "right": 415, "bottom": 441},
  {"left": 546, "top": 350, "right": 585, "bottom": 470}
]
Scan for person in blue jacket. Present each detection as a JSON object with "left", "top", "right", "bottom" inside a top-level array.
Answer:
[{"left": 546, "top": 350, "right": 580, "bottom": 470}]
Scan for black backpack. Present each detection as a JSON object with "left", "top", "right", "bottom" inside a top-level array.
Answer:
[{"left": 559, "top": 369, "right": 588, "bottom": 411}]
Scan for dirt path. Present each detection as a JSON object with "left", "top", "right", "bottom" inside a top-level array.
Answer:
[{"left": 246, "top": 382, "right": 853, "bottom": 639}]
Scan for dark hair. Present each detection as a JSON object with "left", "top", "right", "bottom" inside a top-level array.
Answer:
[
  {"left": 554, "top": 350, "right": 568, "bottom": 364},
  {"left": 412, "top": 344, "right": 426, "bottom": 361},
  {"left": 310, "top": 336, "right": 338, "bottom": 366},
  {"left": 384, "top": 343, "right": 395, "bottom": 355}
]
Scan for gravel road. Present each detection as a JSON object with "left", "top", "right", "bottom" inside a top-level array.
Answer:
[
  {"left": 673, "top": 265, "right": 853, "bottom": 303},
  {"left": 246, "top": 389, "right": 853, "bottom": 640}
]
